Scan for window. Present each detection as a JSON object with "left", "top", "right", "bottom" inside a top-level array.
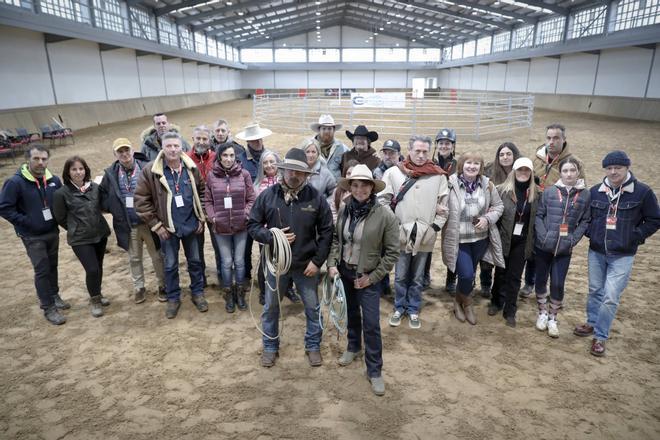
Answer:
[
  {"left": 93, "top": 0, "right": 126, "bottom": 34},
  {"left": 129, "top": 6, "right": 156, "bottom": 41},
  {"left": 462, "top": 40, "right": 476, "bottom": 58},
  {"left": 570, "top": 5, "right": 607, "bottom": 38},
  {"left": 240, "top": 48, "right": 273, "bottom": 63},
  {"left": 158, "top": 17, "right": 177, "bottom": 46},
  {"left": 342, "top": 48, "right": 374, "bottom": 62},
  {"left": 535, "top": 16, "right": 565, "bottom": 45},
  {"left": 194, "top": 31, "right": 206, "bottom": 54},
  {"left": 375, "top": 48, "right": 407, "bottom": 62},
  {"left": 476, "top": 36, "right": 491, "bottom": 56},
  {"left": 451, "top": 43, "right": 463, "bottom": 60},
  {"left": 512, "top": 24, "right": 534, "bottom": 49},
  {"left": 442, "top": 46, "right": 452, "bottom": 62},
  {"left": 274, "top": 48, "right": 306, "bottom": 62},
  {"left": 409, "top": 48, "right": 441, "bottom": 62},
  {"left": 233, "top": 47, "right": 239, "bottom": 62},
  {"left": 308, "top": 48, "right": 340, "bottom": 62},
  {"left": 614, "top": 0, "right": 660, "bottom": 31},
  {"left": 39, "top": 0, "right": 90, "bottom": 23},
  {"left": 207, "top": 37, "right": 217, "bottom": 58},
  {"left": 492, "top": 31, "right": 510, "bottom": 53},
  {"left": 179, "top": 26, "right": 193, "bottom": 51}
]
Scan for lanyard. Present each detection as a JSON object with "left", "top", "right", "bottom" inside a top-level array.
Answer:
[
  {"left": 118, "top": 162, "right": 140, "bottom": 193},
  {"left": 516, "top": 189, "right": 529, "bottom": 222},
  {"left": 171, "top": 163, "right": 183, "bottom": 194},
  {"left": 557, "top": 188, "right": 579, "bottom": 223},
  {"left": 34, "top": 176, "right": 48, "bottom": 208},
  {"left": 606, "top": 187, "right": 623, "bottom": 218}
]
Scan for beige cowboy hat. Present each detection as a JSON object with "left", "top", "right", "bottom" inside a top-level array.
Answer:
[
  {"left": 235, "top": 122, "right": 273, "bottom": 141},
  {"left": 310, "top": 114, "right": 343, "bottom": 132},
  {"left": 337, "top": 164, "right": 385, "bottom": 193}
]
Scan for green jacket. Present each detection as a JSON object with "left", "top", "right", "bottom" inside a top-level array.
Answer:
[
  {"left": 53, "top": 182, "right": 111, "bottom": 246},
  {"left": 328, "top": 200, "right": 399, "bottom": 285},
  {"left": 497, "top": 188, "right": 539, "bottom": 260}
]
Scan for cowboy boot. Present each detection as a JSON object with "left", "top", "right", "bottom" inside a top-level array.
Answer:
[
  {"left": 463, "top": 294, "right": 477, "bottom": 325},
  {"left": 223, "top": 286, "right": 235, "bottom": 313},
  {"left": 454, "top": 294, "right": 466, "bottom": 323},
  {"left": 236, "top": 283, "right": 248, "bottom": 311}
]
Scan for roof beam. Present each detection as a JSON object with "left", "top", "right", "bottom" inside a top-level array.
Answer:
[
  {"left": 155, "top": 0, "right": 216, "bottom": 17},
  {"left": 176, "top": 0, "right": 290, "bottom": 24},
  {"left": 385, "top": 0, "right": 509, "bottom": 29},
  {"left": 344, "top": 8, "right": 449, "bottom": 44},
  {"left": 343, "top": 18, "right": 442, "bottom": 45},
  {"left": 237, "top": 19, "right": 343, "bottom": 48},
  {"left": 509, "top": 0, "right": 568, "bottom": 16},
  {"left": 445, "top": 0, "right": 536, "bottom": 24}
]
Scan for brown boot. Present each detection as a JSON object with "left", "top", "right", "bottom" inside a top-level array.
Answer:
[
  {"left": 454, "top": 295, "right": 466, "bottom": 323},
  {"left": 464, "top": 294, "right": 477, "bottom": 325}
]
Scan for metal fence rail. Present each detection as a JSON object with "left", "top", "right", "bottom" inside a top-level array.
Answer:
[{"left": 253, "top": 90, "right": 534, "bottom": 141}]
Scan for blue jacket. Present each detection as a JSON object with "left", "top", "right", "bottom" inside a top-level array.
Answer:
[
  {"left": 0, "top": 165, "right": 61, "bottom": 237},
  {"left": 238, "top": 148, "right": 261, "bottom": 183},
  {"left": 535, "top": 181, "right": 590, "bottom": 256},
  {"left": 586, "top": 174, "right": 660, "bottom": 256}
]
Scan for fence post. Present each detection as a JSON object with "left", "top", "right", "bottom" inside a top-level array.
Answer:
[
  {"left": 475, "top": 97, "right": 481, "bottom": 141},
  {"left": 252, "top": 93, "right": 256, "bottom": 122},
  {"left": 411, "top": 98, "right": 417, "bottom": 136},
  {"left": 508, "top": 96, "right": 513, "bottom": 132}
]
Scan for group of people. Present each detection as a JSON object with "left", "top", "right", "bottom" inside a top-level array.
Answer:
[{"left": 1, "top": 112, "right": 658, "bottom": 397}]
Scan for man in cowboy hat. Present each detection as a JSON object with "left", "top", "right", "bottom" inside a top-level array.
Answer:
[
  {"left": 310, "top": 114, "right": 349, "bottom": 182},
  {"left": 247, "top": 148, "right": 334, "bottom": 368},
  {"left": 341, "top": 125, "right": 381, "bottom": 177},
  {"left": 235, "top": 122, "right": 272, "bottom": 183}
]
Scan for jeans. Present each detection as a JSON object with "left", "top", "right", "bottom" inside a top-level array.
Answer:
[
  {"left": 71, "top": 237, "right": 107, "bottom": 298},
  {"left": 215, "top": 230, "right": 248, "bottom": 288},
  {"left": 127, "top": 224, "right": 165, "bottom": 291},
  {"left": 197, "top": 223, "right": 222, "bottom": 284},
  {"left": 394, "top": 251, "right": 429, "bottom": 315},
  {"left": 21, "top": 231, "right": 59, "bottom": 309},
  {"left": 340, "top": 262, "right": 383, "bottom": 378},
  {"left": 261, "top": 267, "right": 322, "bottom": 353},
  {"left": 586, "top": 249, "right": 635, "bottom": 341},
  {"left": 455, "top": 239, "right": 489, "bottom": 296},
  {"left": 534, "top": 249, "right": 571, "bottom": 303},
  {"left": 160, "top": 232, "right": 205, "bottom": 301}
]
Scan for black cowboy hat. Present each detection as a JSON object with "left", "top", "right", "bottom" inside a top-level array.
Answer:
[
  {"left": 276, "top": 148, "right": 317, "bottom": 174},
  {"left": 346, "top": 125, "right": 378, "bottom": 143}
]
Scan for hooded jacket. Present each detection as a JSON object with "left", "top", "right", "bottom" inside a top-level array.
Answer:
[
  {"left": 535, "top": 179, "right": 590, "bottom": 256},
  {"left": 0, "top": 165, "right": 61, "bottom": 237},
  {"left": 140, "top": 125, "right": 191, "bottom": 161},
  {"left": 204, "top": 160, "right": 255, "bottom": 235},
  {"left": 53, "top": 182, "right": 111, "bottom": 247},
  {"left": 134, "top": 151, "right": 205, "bottom": 234}
]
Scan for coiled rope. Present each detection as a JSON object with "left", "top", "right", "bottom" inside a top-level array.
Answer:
[{"left": 319, "top": 273, "right": 348, "bottom": 336}]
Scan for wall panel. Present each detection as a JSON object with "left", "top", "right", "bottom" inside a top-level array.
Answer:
[
  {"left": 528, "top": 57, "right": 559, "bottom": 93},
  {"left": 459, "top": 67, "right": 473, "bottom": 89},
  {"left": 375, "top": 70, "right": 407, "bottom": 88},
  {"left": 472, "top": 65, "right": 488, "bottom": 90},
  {"left": 101, "top": 48, "right": 141, "bottom": 100},
  {"left": 274, "top": 70, "right": 306, "bottom": 88},
  {"left": 48, "top": 39, "right": 106, "bottom": 104},
  {"left": 556, "top": 53, "right": 598, "bottom": 95},
  {"left": 198, "top": 64, "right": 211, "bottom": 92},
  {"left": 182, "top": 62, "right": 199, "bottom": 93},
  {"left": 504, "top": 60, "right": 529, "bottom": 92},
  {"left": 242, "top": 70, "right": 275, "bottom": 89},
  {"left": 647, "top": 45, "right": 660, "bottom": 99},
  {"left": 309, "top": 71, "right": 340, "bottom": 88},
  {"left": 594, "top": 47, "right": 653, "bottom": 98},
  {"left": 341, "top": 70, "right": 373, "bottom": 88},
  {"left": 163, "top": 58, "right": 185, "bottom": 95},
  {"left": 486, "top": 63, "right": 506, "bottom": 91},
  {"left": 137, "top": 55, "right": 166, "bottom": 97}
]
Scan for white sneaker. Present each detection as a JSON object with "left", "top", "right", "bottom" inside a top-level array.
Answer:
[
  {"left": 536, "top": 312, "right": 549, "bottom": 331},
  {"left": 408, "top": 314, "right": 421, "bottom": 329},
  {"left": 547, "top": 318, "right": 559, "bottom": 338},
  {"left": 389, "top": 311, "right": 402, "bottom": 327}
]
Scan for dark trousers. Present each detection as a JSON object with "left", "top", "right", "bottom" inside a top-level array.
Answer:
[
  {"left": 455, "top": 239, "right": 489, "bottom": 295},
  {"left": 340, "top": 262, "right": 383, "bottom": 379},
  {"left": 534, "top": 248, "right": 571, "bottom": 302},
  {"left": 479, "top": 260, "right": 493, "bottom": 288},
  {"left": 492, "top": 238, "right": 527, "bottom": 317},
  {"left": 197, "top": 224, "right": 222, "bottom": 284},
  {"left": 524, "top": 257, "right": 536, "bottom": 286},
  {"left": 244, "top": 234, "right": 254, "bottom": 280},
  {"left": 71, "top": 237, "right": 107, "bottom": 298},
  {"left": 423, "top": 252, "right": 432, "bottom": 283},
  {"left": 21, "top": 231, "right": 60, "bottom": 309}
]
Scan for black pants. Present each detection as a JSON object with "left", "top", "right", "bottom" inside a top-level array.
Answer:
[
  {"left": 492, "top": 237, "right": 526, "bottom": 317},
  {"left": 21, "top": 231, "right": 59, "bottom": 309},
  {"left": 244, "top": 234, "right": 254, "bottom": 280},
  {"left": 71, "top": 237, "right": 107, "bottom": 298},
  {"left": 479, "top": 260, "right": 493, "bottom": 288}
]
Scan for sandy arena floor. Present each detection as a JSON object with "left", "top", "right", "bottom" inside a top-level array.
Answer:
[{"left": 0, "top": 98, "right": 659, "bottom": 440}]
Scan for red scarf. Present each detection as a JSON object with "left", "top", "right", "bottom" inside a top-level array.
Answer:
[{"left": 398, "top": 158, "right": 446, "bottom": 178}]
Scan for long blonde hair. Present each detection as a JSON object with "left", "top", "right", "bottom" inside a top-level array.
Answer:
[{"left": 497, "top": 164, "right": 538, "bottom": 203}]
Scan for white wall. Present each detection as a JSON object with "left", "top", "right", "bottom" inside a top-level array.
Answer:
[
  {"left": 472, "top": 65, "right": 488, "bottom": 90},
  {"left": 486, "top": 63, "right": 506, "bottom": 91},
  {"left": 198, "top": 64, "right": 211, "bottom": 92},
  {"left": 594, "top": 47, "right": 653, "bottom": 98},
  {"left": 137, "top": 55, "right": 166, "bottom": 97},
  {"left": 182, "top": 62, "right": 199, "bottom": 93},
  {"left": 309, "top": 71, "right": 340, "bottom": 88},
  {"left": 504, "top": 60, "right": 529, "bottom": 92},
  {"left": 274, "top": 70, "right": 306, "bottom": 88},
  {"left": 101, "top": 48, "right": 141, "bottom": 100},
  {"left": 528, "top": 57, "right": 559, "bottom": 93},
  {"left": 308, "top": 26, "right": 340, "bottom": 48},
  {"left": 342, "top": 70, "right": 373, "bottom": 88},
  {"left": 647, "top": 44, "right": 660, "bottom": 99},
  {"left": 556, "top": 53, "right": 598, "bottom": 95},
  {"left": 375, "top": 70, "right": 407, "bottom": 88},
  {"left": 459, "top": 67, "right": 473, "bottom": 89},
  {"left": 48, "top": 39, "right": 107, "bottom": 104},
  {"left": 449, "top": 68, "right": 460, "bottom": 89},
  {"left": 342, "top": 27, "right": 373, "bottom": 48},
  {"left": 163, "top": 58, "right": 185, "bottom": 95},
  {"left": 439, "top": 70, "right": 450, "bottom": 89},
  {"left": 241, "top": 71, "right": 274, "bottom": 89}
]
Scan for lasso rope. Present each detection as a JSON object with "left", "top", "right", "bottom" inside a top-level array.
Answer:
[{"left": 320, "top": 273, "right": 348, "bottom": 336}]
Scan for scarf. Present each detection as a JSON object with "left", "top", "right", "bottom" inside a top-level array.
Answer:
[
  {"left": 604, "top": 172, "right": 632, "bottom": 203},
  {"left": 248, "top": 145, "right": 263, "bottom": 163},
  {"left": 398, "top": 158, "right": 446, "bottom": 179},
  {"left": 458, "top": 175, "right": 479, "bottom": 194},
  {"left": 514, "top": 178, "right": 530, "bottom": 213},
  {"left": 281, "top": 178, "right": 307, "bottom": 205},
  {"left": 437, "top": 153, "right": 455, "bottom": 173},
  {"left": 347, "top": 195, "right": 375, "bottom": 242},
  {"left": 319, "top": 138, "right": 333, "bottom": 158}
]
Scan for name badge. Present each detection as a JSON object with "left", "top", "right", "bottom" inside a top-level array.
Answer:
[
  {"left": 513, "top": 222, "right": 524, "bottom": 236},
  {"left": 559, "top": 223, "right": 569, "bottom": 237},
  {"left": 175, "top": 195, "right": 184, "bottom": 208},
  {"left": 224, "top": 197, "right": 233, "bottom": 209},
  {"left": 125, "top": 196, "right": 134, "bottom": 208},
  {"left": 42, "top": 208, "right": 53, "bottom": 221},
  {"left": 606, "top": 216, "right": 617, "bottom": 230}
]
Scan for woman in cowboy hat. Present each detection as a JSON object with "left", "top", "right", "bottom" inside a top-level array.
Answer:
[
  {"left": 340, "top": 125, "right": 381, "bottom": 177},
  {"left": 327, "top": 164, "right": 399, "bottom": 396}
]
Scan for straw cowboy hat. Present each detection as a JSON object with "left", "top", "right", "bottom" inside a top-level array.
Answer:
[
  {"left": 337, "top": 164, "right": 385, "bottom": 193},
  {"left": 346, "top": 125, "right": 378, "bottom": 142},
  {"left": 310, "top": 114, "right": 343, "bottom": 132},
  {"left": 235, "top": 122, "right": 272, "bottom": 141},
  {"left": 276, "top": 148, "right": 318, "bottom": 174}
]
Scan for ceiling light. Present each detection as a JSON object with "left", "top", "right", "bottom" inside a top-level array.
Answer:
[
  {"left": 282, "top": 43, "right": 286, "bottom": 46},
  {"left": 316, "top": 26, "right": 321, "bottom": 29},
  {"left": 365, "top": 40, "right": 369, "bottom": 43},
  {"left": 420, "top": 36, "right": 424, "bottom": 38},
  {"left": 316, "top": 11, "right": 321, "bottom": 15},
  {"left": 395, "top": 43, "right": 399, "bottom": 46},
  {"left": 316, "top": 20, "right": 320, "bottom": 23},
  {"left": 411, "top": 38, "right": 416, "bottom": 42},
  {"left": 374, "top": 32, "right": 378, "bottom": 35},
  {"left": 226, "top": 1, "right": 232, "bottom": 4},
  {"left": 238, "top": 11, "right": 243, "bottom": 15},
  {"left": 386, "top": 21, "right": 391, "bottom": 24},
  {"left": 265, "top": 36, "right": 269, "bottom": 39},
  {"left": 379, "top": 27, "right": 383, "bottom": 30}
]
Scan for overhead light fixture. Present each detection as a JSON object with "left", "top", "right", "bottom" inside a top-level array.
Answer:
[
  {"left": 412, "top": 38, "right": 416, "bottom": 42},
  {"left": 282, "top": 43, "right": 287, "bottom": 46},
  {"left": 316, "top": 20, "right": 320, "bottom": 23},
  {"left": 379, "top": 27, "right": 383, "bottom": 30},
  {"left": 395, "top": 43, "right": 399, "bottom": 46},
  {"left": 226, "top": 1, "right": 232, "bottom": 4},
  {"left": 316, "top": 11, "right": 321, "bottom": 15},
  {"left": 265, "top": 36, "right": 270, "bottom": 39},
  {"left": 386, "top": 21, "right": 391, "bottom": 24},
  {"left": 374, "top": 32, "right": 378, "bottom": 35},
  {"left": 238, "top": 11, "right": 244, "bottom": 15},
  {"left": 316, "top": 26, "right": 321, "bottom": 29}
]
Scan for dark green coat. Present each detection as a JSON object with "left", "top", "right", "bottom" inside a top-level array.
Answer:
[
  {"left": 497, "top": 188, "right": 539, "bottom": 260},
  {"left": 53, "top": 182, "right": 111, "bottom": 246}
]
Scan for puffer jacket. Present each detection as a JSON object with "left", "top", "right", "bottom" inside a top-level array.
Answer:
[
  {"left": 497, "top": 187, "right": 540, "bottom": 260},
  {"left": 328, "top": 200, "right": 399, "bottom": 285},
  {"left": 535, "top": 180, "right": 590, "bottom": 256},
  {"left": 205, "top": 160, "right": 255, "bottom": 235},
  {"left": 53, "top": 182, "right": 111, "bottom": 246},
  {"left": 442, "top": 174, "right": 505, "bottom": 271},
  {"left": 533, "top": 143, "right": 586, "bottom": 190},
  {"left": 316, "top": 136, "right": 349, "bottom": 181},
  {"left": 140, "top": 125, "right": 191, "bottom": 161},
  {"left": 308, "top": 159, "right": 337, "bottom": 199}
]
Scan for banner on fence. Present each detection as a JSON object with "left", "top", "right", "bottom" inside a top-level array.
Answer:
[{"left": 350, "top": 92, "right": 406, "bottom": 109}]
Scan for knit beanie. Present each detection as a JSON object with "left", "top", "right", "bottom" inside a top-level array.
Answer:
[{"left": 602, "top": 150, "right": 631, "bottom": 168}]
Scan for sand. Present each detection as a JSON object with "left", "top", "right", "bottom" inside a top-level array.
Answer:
[{"left": 0, "top": 98, "right": 659, "bottom": 440}]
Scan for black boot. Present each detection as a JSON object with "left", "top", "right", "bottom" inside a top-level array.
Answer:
[
  {"left": 445, "top": 271, "right": 457, "bottom": 296},
  {"left": 224, "top": 286, "right": 235, "bottom": 313},
  {"left": 236, "top": 283, "right": 247, "bottom": 311}
]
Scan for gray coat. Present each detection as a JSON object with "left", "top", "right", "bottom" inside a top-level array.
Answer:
[
  {"left": 308, "top": 159, "right": 337, "bottom": 199},
  {"left": 535, "top": 182, "right": 590, "bottom": 256}
]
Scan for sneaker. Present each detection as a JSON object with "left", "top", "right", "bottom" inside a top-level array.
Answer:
[
  {"left": 134, "top": 288, "right": 146, "bottom": 304},
  {"left": 590, "top": 339, "right": 606, "bottom": 357},
  {"left": 388, "top": 311, "right": 402, "bottom": 327},
  {"left": 574, "top": 323, "right": 594, "bottom": 337},
  {"left": 166, "top": 300, "right": 181, "bottom": 319},
  {"left": 369, "top": 375, "right": 385, "bottom": 396},
  {"left": 157, "top": 286, "right": 167, "bottom": 302},
  {"left": 53, "top": 294, "right": 71, "bottom": 310},
  {"left": 89, "top": 296, "right": 104, "bottom": 318},
  {"left": 191, "top": 294, "right": 209, "bottom": 312},
  {"left": 519, "top": 283, "right": 534, "bottom": 298},
  {"left": 535, "top": 311, "right": 549, "bottom": 331},
  {"left": 409, "top": 314, "right": 421, "bottom": 329},
  {"left": 338, "top": 350, "right": 362, "bottom": 366},
  {"left": 547, "top": 318, "right": 559, "bottom": 338},
  {"left": 261, "top": 351, "right": 278, "bottom": 367},
  {"left": 44, "top": 306, "right": 66, "bottom": 325}
]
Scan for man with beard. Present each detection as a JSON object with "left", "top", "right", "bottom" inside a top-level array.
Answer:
[
  {"left": 141, "top": 113, "right": 191, "bottom": 161},
  {"left": 341, "top": 125, "right": 381, "bottom": 177},
  {"left": 310, "top": 114, "right": 348, "bottom": 181},
  {"left": 187, "top": 125, "right": 221, "bottom": 288},
  {"left": 248, "top": 148, "right": 333, "bottom": 368},
  {"left": 373, "top": 139, "right": 402, "bottom": 180},
  {"left": 211, "top": 118, "right": 245, "bottom": 157}
]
